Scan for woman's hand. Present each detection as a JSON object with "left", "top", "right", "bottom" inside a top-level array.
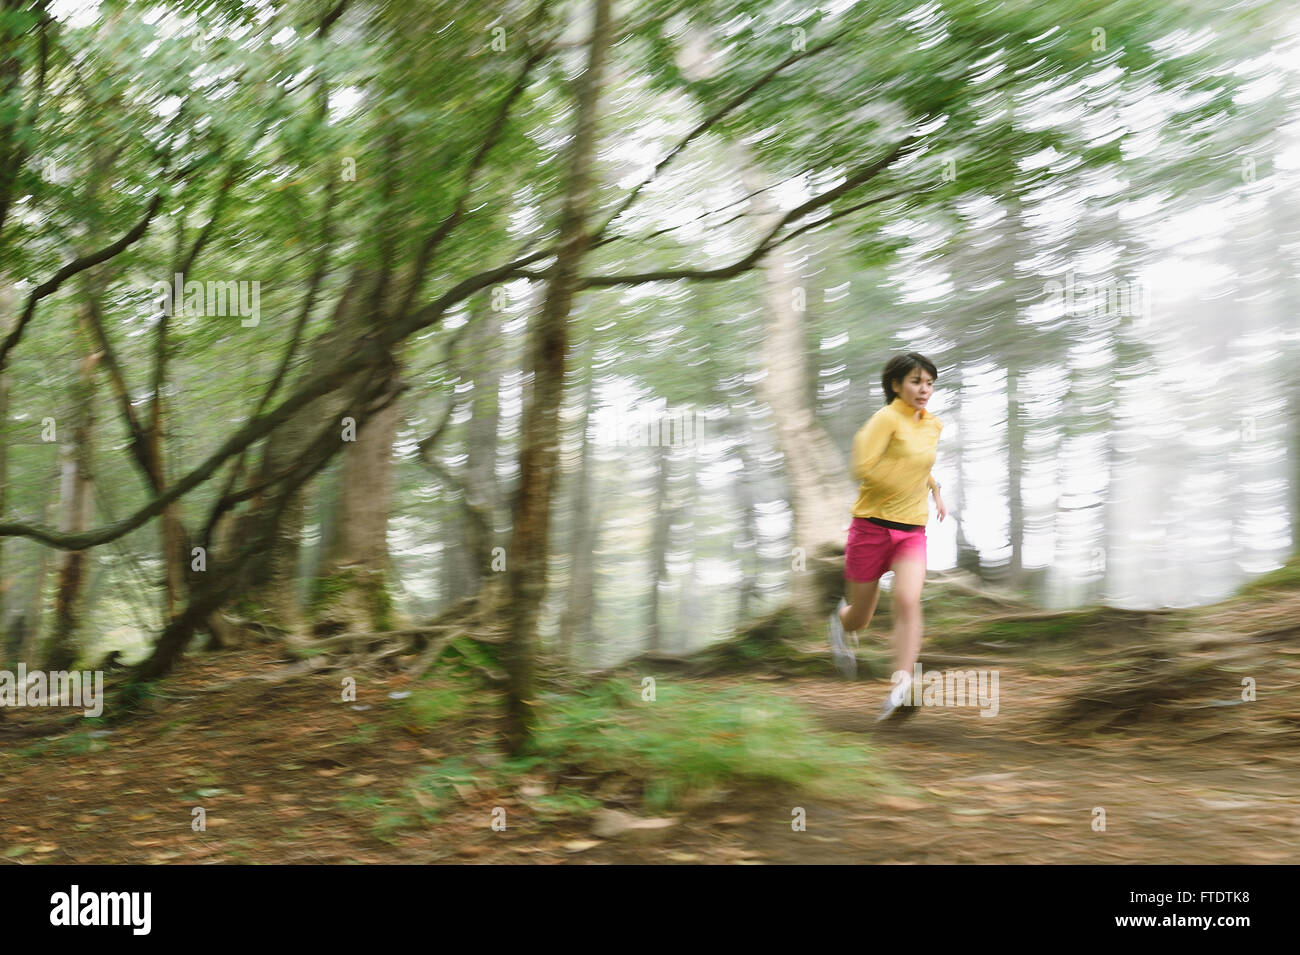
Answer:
[{"left": 933, "top": 492, "right": 946, "bottom": 522}]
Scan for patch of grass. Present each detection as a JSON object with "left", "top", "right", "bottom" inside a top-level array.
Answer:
[
  {"left": 407, "top": 756, "right": 478, "bottom": 819},
  {"left": 524, "top": 680, "right": 893, "bottom": 813},
  {"left": 1234, "top": 553, "right": 1300, "bottom": 596},
  {"left": 971, "top": 614, "right": 1091, "bottom": 644},
  {"left": 27, "top": 729, "right": 112, "bottom": 757},
  {"left": 399, "top": 682, "right": 475, "bottom": 729},
  {"left": 8, "top": 730, "right": 100, "bottom": 758},
  {"left": 527, "top": 789, "right": 602, "bottom": 818},
  {"left": 334, "top": 791, "right": 413, "bottom": 841},
  {"left": 379, "top": 678, "right": 900, "bottom": 829},
  {"left": 342, "top": 723, "right": 381, "bottom": 745},
  {"left": 336, "top": 792, "right": 387, "bottom": 812},
  {"left": 443, "top": 636, "right": 501, "bottom": 676},
  {"left": 14, "top": 738, "right": 52, "bottom": 758}
]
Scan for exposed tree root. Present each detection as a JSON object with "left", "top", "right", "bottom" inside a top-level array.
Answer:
[
  {"left": 1041, "top": 648, "right": 1233, "bottom": 733},
  {"left": 601, "top": 605, "right": 836, "bottom": 679},
  {"left": 1041, "top": 635, "right": 1300, "bottom": 741},
  {"left": 222, "top": 579, "right": 514, "bottom": 686}
]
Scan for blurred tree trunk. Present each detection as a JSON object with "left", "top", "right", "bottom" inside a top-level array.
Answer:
[
  {"left": 241, "top": 442, "right": 308, "bottom": 635},
  {"left": 17, "top": 469, "right": 58, "bottom": 664},
  {"left": 235, "top": 269, "right": 398, "bottom": 638},
  {"left": 647, "top": 444, "right": 670, "bottom": 653},
  {"left": 465, "top": 295, "right": 503, "bottom": 584},
  {"left": 740, "top": 160, "right": 854, "bottom": 623},
  {"left": 676, "top": 452, "right": 700, "bottom": 654},
  {"left": 735, "top": 436, "right": 762, "bottom": 622},
  {"left": 44, "top": 323, "right": 97, "bottom": 671},
  {"left": 316, "top": 382, "right": 400, "bottom": 632},
  {"left": 947, "top": 374, "right": 979, "bottom": 575},
  {"left": 505, "top": 0, "right": 611, "bottom": 755},
  {"left": 440, "top": 509, "right": 473, "bottom": 607},
  {"left": 1006, "top": 360, "right": 1025, "bottom": 592},
  {"left": 1277, "top": 192, "right": 1300, "bottom": 551},
  {"left": 0, "top": 367, "right": 8, "bottom": 629},
  {"left": 312, "top": 293, "right": 401, "bottom": 635},
  {"left": 560, "top": 337, "right": 597, "bottom": 665},
  {"left": 440, "top": 292, "right": 504, "bottom": 605}
]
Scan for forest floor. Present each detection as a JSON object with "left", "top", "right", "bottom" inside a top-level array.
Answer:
[{"left": 2, "top": 584, "right": 1299, "bottom": 864}]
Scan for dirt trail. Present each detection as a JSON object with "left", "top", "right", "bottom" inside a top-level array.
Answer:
[
  {"left": 1, "top": 641, "right": 1297, "bottom": 864},
  {"left": 753, "top": 670, "right": 1300, "bottom": 864}
]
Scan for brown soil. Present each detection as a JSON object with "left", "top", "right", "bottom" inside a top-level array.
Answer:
[{"left": 2, "top": 632, "right": 1297, "bottom": 864}]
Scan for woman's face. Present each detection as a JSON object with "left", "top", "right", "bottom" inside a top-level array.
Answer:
[{"left": 893, "top": 366, "right": 934, "bottom": 411}]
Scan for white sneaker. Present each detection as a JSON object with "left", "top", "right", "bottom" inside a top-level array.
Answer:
[
  {"left": 828, "top": 600, "right": 856, "bottom": 678},
  {"left": 831, "top": 598, "right": 860, "bottom": 646},
  {"left": 876, "top": 671, "right": 915, "bottom": 722}
]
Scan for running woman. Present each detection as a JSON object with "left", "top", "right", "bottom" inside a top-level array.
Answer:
[{"left": 828, "top": 352, "right": 946, "bottom": 721}]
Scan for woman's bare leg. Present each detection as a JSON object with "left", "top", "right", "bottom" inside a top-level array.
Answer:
[
  {"left": 888, "top": 558, "right": 926, "bottom": 677},
  {"left": 839, "top": 578, "right": 881, "bottom": 636}
]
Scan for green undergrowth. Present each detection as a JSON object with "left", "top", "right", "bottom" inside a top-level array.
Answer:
[
  {"left": 925, "top": 604, "right": 1180, "bottom": 654},
  {"left": 10, "top": 725, "right": 111, "bottom": 759},
  {"left": 399, "top": 682, "right": 479, "bottom": 727},
  {"left": 524, "top": 680, "right": 894, "bottom": 812},
  {"left": 1232, "top": 552, "right": 1300, "bottom": 598},
  {"left": 348, "top": 676, "right": 900, "bottom": 842}
]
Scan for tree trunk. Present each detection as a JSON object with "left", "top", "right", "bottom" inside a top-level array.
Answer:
[
  {"left": 0, "top": 366, "right": 8, "bottom": 630},
  {"left": 134, "top": 364, "right": 400, "bottom": 682},
  {"left": 465, "top": 292, "right": 504, "bottom": 585},
  {"left": 315, "top": 375, "right": 401, "bottom": 633},
  {"left": 44, "top": 329, "right": 97, "bottom": 671},
  {"left": 676, "top": 452, "right": 701, "bottom": 654},
  {"left": 559, "top": 338, "right": 597, "bottom": 665},
  {"left": 438, "top": 297, "right": 504, "bottom": 608},
  {"left": 647, "top": 443, "right": 671, "bottom": 653},
  {"left": 230, "top": 270, "right": 398, "bottom": 637},
  {"left": 735, "top": 437, "right": 761, "bottom": 622},
  {"left": 739, "top": 158, "right": 855, "bottom": 623},
  {"left": 1005, "top": 361, "right": 1025, "bottom": 592},
  {"left": 15, "top": 469, "right": 59, "bottom": 664},
  {"left": 947, "top": 371, "right": 979, "bottom": 575},
  {"left": 504, "top": 0, "right": 611, "bottom": 755}
]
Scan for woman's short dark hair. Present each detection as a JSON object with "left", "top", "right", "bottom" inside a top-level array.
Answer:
[{"left": 881, "top": 352, "right": 938, "bottom": 406}]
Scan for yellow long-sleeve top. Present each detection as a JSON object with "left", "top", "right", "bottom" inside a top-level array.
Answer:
[{"left": 850, "top": 396, "right": 943, "bottom": 525}]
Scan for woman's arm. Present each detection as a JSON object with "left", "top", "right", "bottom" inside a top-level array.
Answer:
[
  {"left": 850, "top": 413, "right": 896, "bottom": 482},
  {"left": 928, "top": 473, "right": 946, "bottom": 521}
]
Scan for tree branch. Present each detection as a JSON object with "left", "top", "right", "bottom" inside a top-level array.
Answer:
[
  {"left": 0, "top": 192, "right": 165, "bottom": 374},
  {"left": 394, "top": 0, "right": 555, "bottom": 319},
  {"left": 589, "top": 25, "right": 851, "bottom": 242},
  {"left": 536, "top": 137, "right": 920, "bottom": 288}
]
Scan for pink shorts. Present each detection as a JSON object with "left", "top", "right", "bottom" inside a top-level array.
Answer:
[{"left": 844, "top": 517, "right": 926, "bottom": 582}]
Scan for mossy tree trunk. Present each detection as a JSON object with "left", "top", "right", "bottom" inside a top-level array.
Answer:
[{"left": 504, "top": 0, "right": 612, "bottom": 756}]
